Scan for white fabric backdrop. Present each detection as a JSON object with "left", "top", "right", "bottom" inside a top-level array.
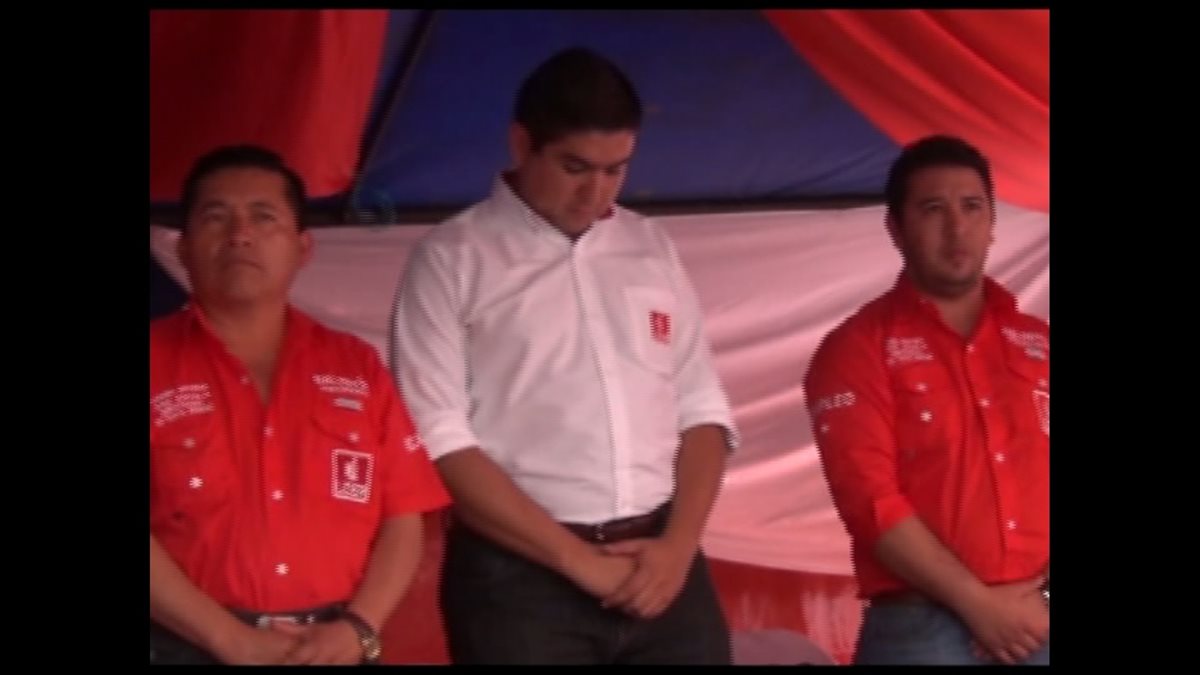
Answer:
[{"left": 150, "top": 201, "right": 1048, "bottom": 577}]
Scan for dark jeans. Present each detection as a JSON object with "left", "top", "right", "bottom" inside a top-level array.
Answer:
[
  {"left": 855, "top": 602, "right": 1050, "bottom": 665},
  {"left": 149, "top": 621, "right": 221, "bottom": 665},
  {"left": 149, "top": 603, "right": 359, "bottom": 665},
  {"left": 440, "top": 523, "right": 732, "bottom": 664}
]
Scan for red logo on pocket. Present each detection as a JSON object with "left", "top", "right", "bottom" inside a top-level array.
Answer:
[
  {"left": 650, "top": 311, "right": 671, "bottom": 344},
  {"left": 332, "top": 449, "right": 373, "bottom": 504}
]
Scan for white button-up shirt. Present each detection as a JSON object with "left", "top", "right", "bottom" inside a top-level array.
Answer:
[{"left": 390, "top": 177, "right": 737, "bottom": 523}]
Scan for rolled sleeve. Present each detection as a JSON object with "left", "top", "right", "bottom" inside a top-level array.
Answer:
[
  {"left": 388, "top": 239, "right": 481, "bottom": 462},
  {"left": 368, "top": 354, "right": 452, "bottom": 516},
  {"left": 664, "top": 235, "right": 740, "bottom": 451},
  {"left": 805, "top": 324, "right": 914, "bottom": 548}
]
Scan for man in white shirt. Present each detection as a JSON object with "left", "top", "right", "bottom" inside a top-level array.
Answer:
[{"left": 389, "top": 47, "right": 738, "bottom": 664}]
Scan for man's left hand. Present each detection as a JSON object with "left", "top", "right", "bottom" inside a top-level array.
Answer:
[
  {"left": 970, "top": 575, "right": 1049, "bottom": 663},
  {"left": 272, "top": 619, "right": 364, "bottom": 665},
  {"left": 600, "top": 537, "right": 695, "bottom": 620}
]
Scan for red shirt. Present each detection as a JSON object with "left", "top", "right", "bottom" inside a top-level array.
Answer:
[
  {"left": 150, "top": 303, "right": 451, "bottom": 612},
  {"left": 804, "top": 275, "right": 1049, "bottom": 599}
]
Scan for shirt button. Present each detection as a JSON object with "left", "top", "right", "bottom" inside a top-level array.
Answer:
[
  {"left": 995, "top": 453, "right": 1006, "bottom": 463},
  {"left": 819, "top": 423, "right": 830, "bottom": 435},
  {"left": 1038, "top": 378, "right": 1048, "bottom": 389},
  {"left": 263, "top": 425, "right": 274, "bottom": 438},
  {"left": 240, "top": 376, "right": 250, "bottom": 386},
  {"left": 1006, "top": 519, "right": 1018, "bottom": 531},
  {"left": 188, "top": 476, "right": 203, "bottom": 489},
  {"left": 967, "top": 344, "right": 976, "bottom": 354},
  {"left": 920, "top": 410, "right": 933, "bottom": 423},
  {"left": 183, "top": 437, "right": 196, "bottom": 449},
  {"left": 271, "top": 489, "right": 285, "bottom": 501},
  {"left": 979, "top": 398, "right": 991, "bottom": 408},
  {"left": 275, "top": 563, "right": 289, "bottom": 576},
  {"left": 348, "top": 431, "right": 360, "bottom": 444},
  {"left": 915, "top": 382, "right": 928, "bottom": 393}
]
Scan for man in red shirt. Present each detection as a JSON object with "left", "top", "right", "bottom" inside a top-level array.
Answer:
[
  {"left": 149, "top": 146, "right": 451, "bottom": 665},
  {"left": 805, "top": 136, "right": 1049, "bottom": 665}
]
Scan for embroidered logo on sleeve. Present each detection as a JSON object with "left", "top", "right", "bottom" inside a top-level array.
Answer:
[
  {"left": 886, "top": 337, "right": 934, "bottom": 367},
  {"left": 402, "top": 433, "right": 424, "bottom": 454},
  {"left": 332, "top": 449, "right": 374, "bottom": 503},
  {"left": 650, "top": 310, "right": 672, "bottom": 344},
  {"left": 1002, "top": 327, "right": 1049, "bottom": 361},
  {"left": 811, "top": 391, "right": 857, "bottom": 416},
  {"left": 1033, "top": 390, "right": 1049, "bottom": 436},
  {"left": 151, "top": 384, "right": 214, "bottom": 427}
]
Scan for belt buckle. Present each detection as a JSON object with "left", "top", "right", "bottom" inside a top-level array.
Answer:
[{"left": 255, "top": 614, "right": 312, "bottom": 630}]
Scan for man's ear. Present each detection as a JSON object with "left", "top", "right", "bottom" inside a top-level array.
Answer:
[{"left": 509, "top": 122, "right": 533, "bottom": 168}]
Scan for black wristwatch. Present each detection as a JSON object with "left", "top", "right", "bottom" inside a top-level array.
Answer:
[{"left": 341, "top": 609, "right": 383, "bottom": 663}]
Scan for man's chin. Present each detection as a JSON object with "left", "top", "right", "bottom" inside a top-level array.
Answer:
[
  {"left": 930, "top": 271, "right": 982, "bottom": 298},
  {"left": 207, "top": 284, "right": 270, "bottom": 306},
  {"left": 908, "top": 262, "right": 979, "bottom": 297},
  {"left": 558, "top": 216, "right": 593, "bottom": 234}
]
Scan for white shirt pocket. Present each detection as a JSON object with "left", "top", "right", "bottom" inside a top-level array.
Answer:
[{"left": 623, "top": 285, "right": 677, "bottom": 377}]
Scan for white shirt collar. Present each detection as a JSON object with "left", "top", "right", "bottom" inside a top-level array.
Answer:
[{"left": 489, "top": 173, "right": 618, "bottom": 242}]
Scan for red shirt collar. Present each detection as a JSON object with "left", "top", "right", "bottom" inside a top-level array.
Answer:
[
  {"left": 181, "top": 299, "right": 314, "bottom": 356},
  {"left": 889, "top": 270, "right": 1019, "bottom": 323}
]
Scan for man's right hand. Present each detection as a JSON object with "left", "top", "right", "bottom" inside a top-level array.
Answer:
[
  {"left": 567, "top": 546, "right": 636, "bottom": 600},
  {"left": 211, "top": 623, "right": 304, "bottom": 665},
  {"left": 961, "top": 578, "right": 1049, "bottom": 665}
]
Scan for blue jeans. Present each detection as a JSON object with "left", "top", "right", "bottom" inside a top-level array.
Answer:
[{"left": 855, "top": 602, "right": 1050, "bottom": 665}]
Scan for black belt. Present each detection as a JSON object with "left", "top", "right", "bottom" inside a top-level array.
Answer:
[
  {"left": 149, "top": 602, "right": 347, "bottom": 665},
  {"left": 230, "top": 602, "right": 346, "bottom": 629},
  {"left": 560, "top": 503, "right": 671, "bottom": 543}
]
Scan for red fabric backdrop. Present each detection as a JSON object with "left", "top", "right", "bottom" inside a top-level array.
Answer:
[
  {"left": 150, "top": 10, "right": 388, "bottom": 202},
  {"left": 765, "top": 9, "right": 1050, "bottom": 212}
]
